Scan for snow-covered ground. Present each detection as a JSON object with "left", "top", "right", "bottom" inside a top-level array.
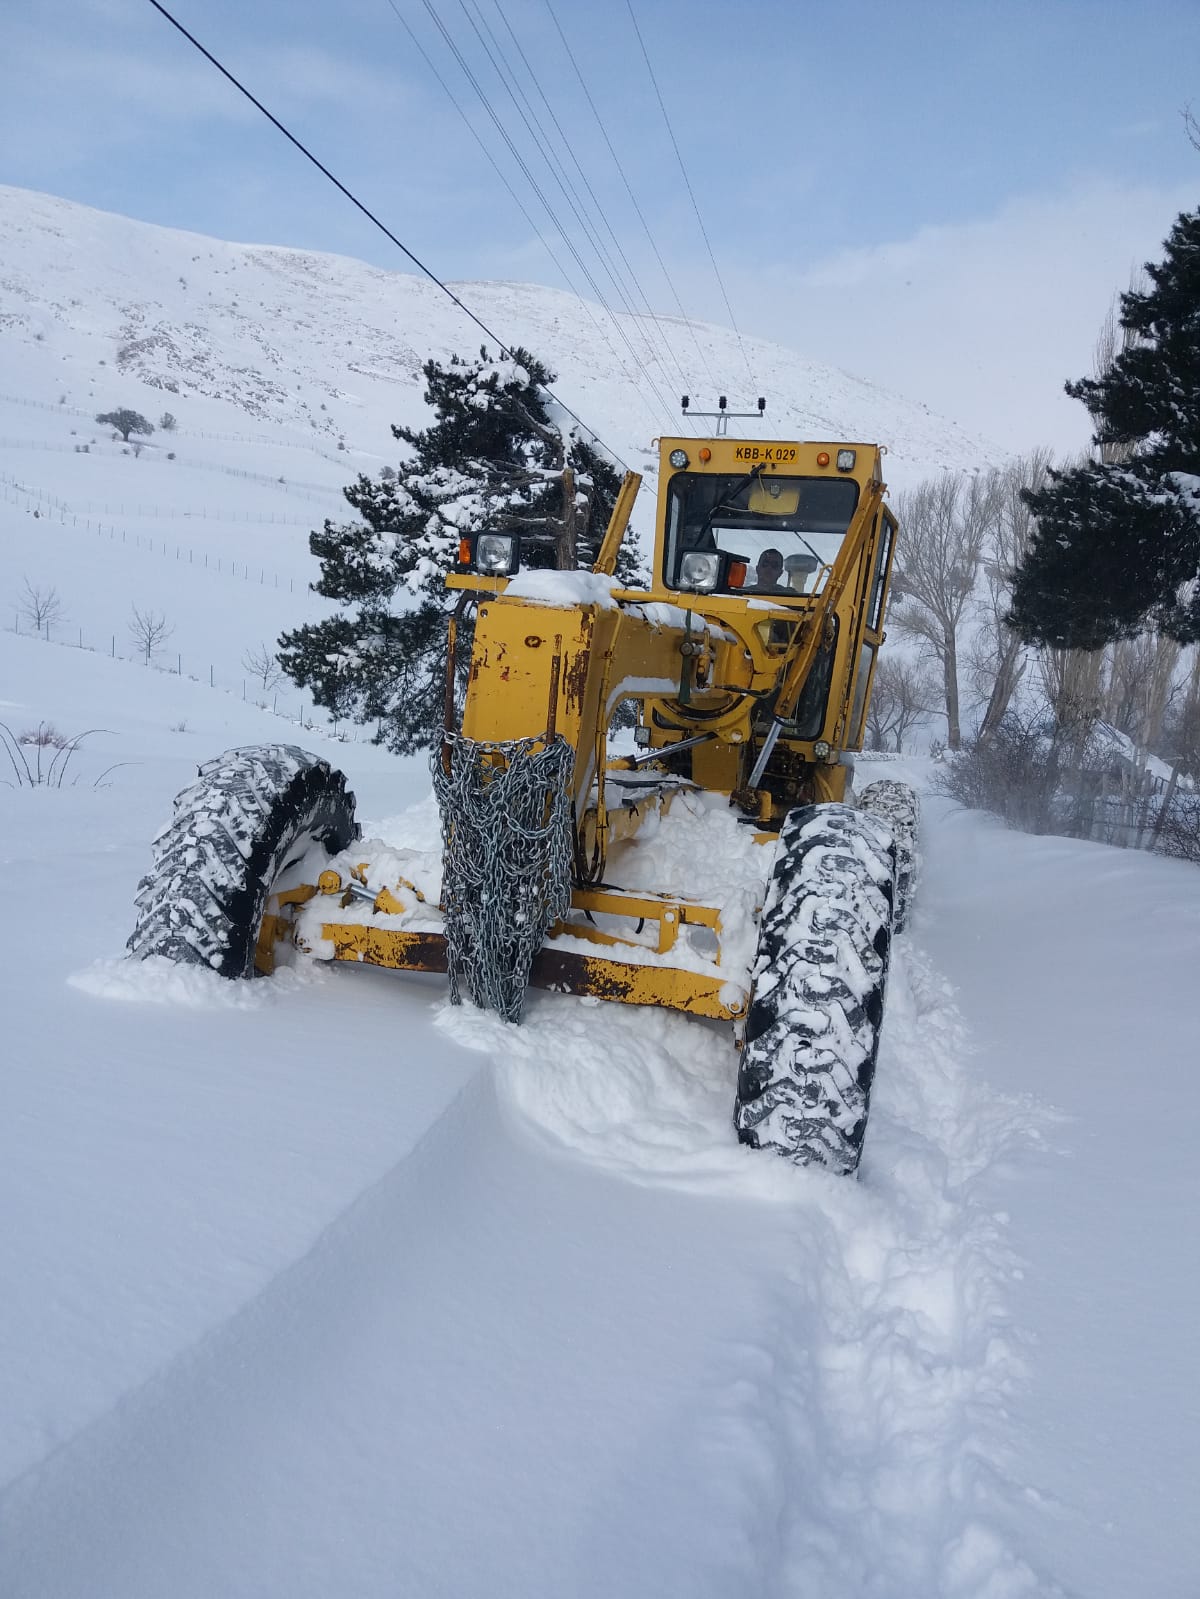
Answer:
[
  {"left": 1, "top": 624, "right": 1197, "bottom": 1597},
  {"left": 2, "top": 188, "right": 1197, "bottom": 1596}
]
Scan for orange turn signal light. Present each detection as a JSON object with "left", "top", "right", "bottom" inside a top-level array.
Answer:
[
  {"left": 699, "top": 447, "right": 712, "bottom": 462},
  {"left": 728, "top": 560, "right": 748, "bottom": 588},
  {"left": 816, "top": 451, "right": 830, "bottom": 468},
  {"left": 457, "top": 537, "right": 472, "bottom": 565}
]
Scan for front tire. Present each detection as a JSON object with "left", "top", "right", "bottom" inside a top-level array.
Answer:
[
  {"left": 128, "top": 744, "right": 358, "bottom": 978},
  {"left": 734, "top": 804, "right": 895, "bottom": 1175}
]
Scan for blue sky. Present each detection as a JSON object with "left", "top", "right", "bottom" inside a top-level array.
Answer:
[{"left": 3, "top": 0, "right": 1197, "bottom": 450}]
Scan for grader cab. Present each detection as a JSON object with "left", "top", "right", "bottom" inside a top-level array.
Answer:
[{"left": 129, "top": 434, "right": 918, "bottom": 1174}]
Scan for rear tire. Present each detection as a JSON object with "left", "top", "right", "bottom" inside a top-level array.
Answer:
[
  {"left": 128, "top": 745, "right": 357, "bottom": 978},
  {"left": 734, "top": 804, "right": 895, "bottom": 1175},
  {"left": 858, "top": 779, "right": 920, "bottom": 931}
]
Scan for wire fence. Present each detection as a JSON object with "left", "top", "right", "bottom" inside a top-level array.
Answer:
[
  {"left": 8, "top": 616, "right": 363, "bottom": 743},
  {"left": 0, "top": 440, "right": 343, "bottom": 503},
  {"left": 0, "top": 393, "right": 92, "bottom": 418},
  {"left": 1, "top": 485, "right": 304, "bottom": 590},
  {"left": 1, "top": 480, "right": 316, "bottom": 532},
  {"left": 0, "top": 403, "right": 378, "bottom": 748}
]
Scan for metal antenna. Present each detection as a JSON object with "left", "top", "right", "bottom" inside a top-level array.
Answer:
[{"left": 679, "top": 396, "right": 766, "bottom": 436}]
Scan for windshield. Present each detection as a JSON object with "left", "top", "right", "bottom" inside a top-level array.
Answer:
[{"left": 664, "top": 472, "right": 860, "bottom": 596}]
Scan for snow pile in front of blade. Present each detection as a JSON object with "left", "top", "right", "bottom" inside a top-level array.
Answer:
[
  {"left": 443, "top": 993, "right": 776, "bottom": 1189},
  {"left": 601, "top": 786, "right": 778, "bottom": 982}
]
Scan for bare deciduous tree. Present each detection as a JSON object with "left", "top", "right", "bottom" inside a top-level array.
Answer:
[
  {"left": 1102, "top": 631, "right": 1180, "bottom": 750},
  {"left": 129, "top": 605, "right": 173, "bottom": 665},
  {"left": 242, "top": 642, "right": 285, "bottom": 693},
  {"left": 1164, "top": 647, "right": 1200, "bottom": 778},
  {"left": 1151, "top": 647, "right": 1200, "bottom": 853},
  {"left": 18, "top": 579, "right": 65, "bottom": 634},
  {"left": 891, "top": 470, "right": 1001, "bottom": 749},
  {"left": 1089, "top": 269, "right": 1148, "bottom": 467},
  {"left": 1037, "top": 642, "right": 1106, "bottom": 811},
  {"left": 972, "top": 449, "right": 1054, "bottom": 747},
  {"left": 865, "top": 656, "right": 939, "bottom": 752}
]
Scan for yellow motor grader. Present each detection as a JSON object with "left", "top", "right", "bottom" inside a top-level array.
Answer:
[{"left": 129, "top": 433, "right": 918, "bottom": 1173}]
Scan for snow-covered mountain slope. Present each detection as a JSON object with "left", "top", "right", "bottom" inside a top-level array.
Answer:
[
  {"left": 0, "top": 627, "right": 1197, "bottom": 1598},
  {"left": 1, "top": 183, "right": 1003, "bottom": 481},
  {"left": 0, "top": 183, "right": 1003, "bottom": 735}
]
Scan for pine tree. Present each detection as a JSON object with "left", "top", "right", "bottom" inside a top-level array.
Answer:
[
  {"left": 279, "top": 346, "right": 640, "bottom": 753},
  {"left": 1008, "top": 207, "right": 1200, "bottom": 651}
]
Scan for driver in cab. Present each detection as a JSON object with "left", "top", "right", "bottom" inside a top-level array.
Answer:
[{"left": 749, "top": 548, "right": 789, "bottom": 594}]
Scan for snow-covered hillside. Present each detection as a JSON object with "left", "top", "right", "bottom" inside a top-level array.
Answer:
[
  {"left": 1, "top": 184, "right": 1004, "bottom": 478},
  {"left": 2, "top": 186, "right": 1195, "bottom": 1598},
  {"left": 0, "top": 184, "right": 1006, "bottom": 736}
]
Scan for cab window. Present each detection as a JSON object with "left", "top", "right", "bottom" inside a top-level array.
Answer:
[{"left": 664, "top": 472, "right": 860, "bottom": 597}]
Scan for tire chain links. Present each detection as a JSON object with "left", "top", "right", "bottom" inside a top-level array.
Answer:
[{"left": 432, "top": 731, "right": 575, "bottom": 1022}]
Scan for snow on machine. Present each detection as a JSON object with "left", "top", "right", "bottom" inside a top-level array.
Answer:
[{"left": 129, "top": 433, "right": 918, "bottom": 1174}]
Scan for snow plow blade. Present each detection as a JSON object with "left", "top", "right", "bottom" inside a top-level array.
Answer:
[
  {"left": 318, "top": 923, "right": 745, "bottom": 1021},
  {"left": 301, "top": 876, "right": 748, "bottom": 1023}
]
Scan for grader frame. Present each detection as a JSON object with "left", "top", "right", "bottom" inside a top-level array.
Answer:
[{"left": 265, "top": 435, "right": 900, "bottom": 1028}]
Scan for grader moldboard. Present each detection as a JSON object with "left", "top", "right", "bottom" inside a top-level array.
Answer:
[{"left": 130, "top": 434, "right": 919, "bottom": 1174}]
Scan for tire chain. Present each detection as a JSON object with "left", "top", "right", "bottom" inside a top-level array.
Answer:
[{"left": 432, "top": 732, "right": 574, "bottom": 1023}]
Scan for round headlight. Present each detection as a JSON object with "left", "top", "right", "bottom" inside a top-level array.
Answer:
[
  {"left": 813, "top": 739, "right": 832, "bottom": 760},
  {"left": 669, "top": 448, "right": 689, "bottom": 469}
]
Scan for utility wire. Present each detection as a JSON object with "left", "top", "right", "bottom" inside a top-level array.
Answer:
[
  {"left": 540, "top": 0, "right": 721, "bottom": 399},
  {"left": 487, "top": 0, "right": 697, "bottom": 406},
  {"left": 381, "top": 0, "right": 663, "bottom": 438},
  {"left": 477, "top": 0, "right": 688, "bottom": 392},
  {"left": 454, "top": 0, "right": 661, "bottom": 373},
  {"left": 624, "top": 0, "right": 757, "bottom": 395},
  {"left": 144, "top": 0, "right": 629, "bottom": 468},
  {"left": 414, "top": 0, "right": 679, "bottom": 433}
]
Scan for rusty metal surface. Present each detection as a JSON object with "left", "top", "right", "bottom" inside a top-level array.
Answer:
[{"left": 320, "top": 922, "right": 743, "bottom": 1020}]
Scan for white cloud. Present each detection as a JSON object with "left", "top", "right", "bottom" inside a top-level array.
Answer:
[
  {"left": 733, "top": 178, "right": 1197, "bottom": 455},
  {"left": 0, "top": 21, "right": 405, "bottom": 170}
]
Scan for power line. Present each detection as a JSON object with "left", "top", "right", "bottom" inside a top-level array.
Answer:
[
  {"left": 462, "top": 0, "right": 642, "bottom": 335},
  {"left": 413, "top": 0, "right": 679, "bottom": 433},
  {"left": 624, "top": 0, "right": 757, "bottom": 395},
  {"left": 450, "top": 0, "right": 671, "bottom": 392},
  {"left": 144, "top": 0, "right": 630, "bottom": 469},
  {"left": 541, "top": 0, "right": 721, "bottom": 400},
  {"left": 381, "top": 0, "right": 664, "bottom": 438},
  {"left": 481, "top": 0, "right": 696, "bottom": 405}
]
